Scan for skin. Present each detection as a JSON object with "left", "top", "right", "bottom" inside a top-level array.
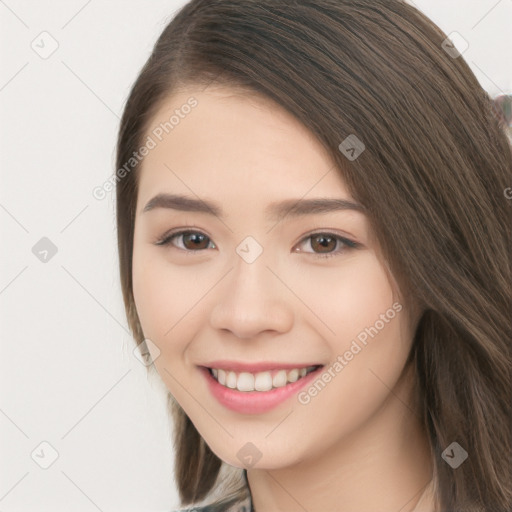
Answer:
[{"left": 131, "top": 85, "right": 436, "bottom": 512}]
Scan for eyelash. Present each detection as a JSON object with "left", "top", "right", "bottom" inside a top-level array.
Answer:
[{"left": 154, "top": 229, "right": 360, "bottom": 259}]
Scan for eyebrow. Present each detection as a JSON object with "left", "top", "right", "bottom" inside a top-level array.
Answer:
[{"left": 141, "top": 193, "right": 365, "bottom": 220}]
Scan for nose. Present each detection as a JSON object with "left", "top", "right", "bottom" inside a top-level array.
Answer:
[{"left": 209, "top": 254, "right": 294, "bottom": 339}]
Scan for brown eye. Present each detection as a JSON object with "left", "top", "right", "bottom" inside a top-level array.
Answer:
[
  {"left": 310, "top": 233, "right": 337, "bottom": 253},
  {"left": 294, "top": 232, "right": 359, "bottom": 259},
  {"left": 181, "top": 232, "right": 211, "bottom": 250},
  {"left": 155, "top": 230, "right": 215, "bottom": 252}
]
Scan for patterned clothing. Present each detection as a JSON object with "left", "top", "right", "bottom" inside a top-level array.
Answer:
[
  {"left": 174, "top": 493, "right": 252, "bottom": 512},
  {"left": 173, "top": 476, "right": 437, "bottom": 511}
]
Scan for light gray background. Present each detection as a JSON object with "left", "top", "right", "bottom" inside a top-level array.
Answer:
[{"left": 1, "top": 1, "right": 510, "bottom": 511}]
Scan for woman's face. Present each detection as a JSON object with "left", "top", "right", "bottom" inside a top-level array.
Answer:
[{"left": 132, "top": 85, "right": 419, "bottom": 470}]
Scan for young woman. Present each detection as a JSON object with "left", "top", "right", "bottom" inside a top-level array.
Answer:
[{"left": 115, "top": 1, "right": 512, "bottom": 511}]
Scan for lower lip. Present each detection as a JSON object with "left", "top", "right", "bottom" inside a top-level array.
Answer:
[{"left": 200, "top": 366, "right": 324, "bottom": 414}]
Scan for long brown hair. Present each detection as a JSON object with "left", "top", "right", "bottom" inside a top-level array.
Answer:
[{"left": 115, "top": 1, "right": 512, "bottom": 510}]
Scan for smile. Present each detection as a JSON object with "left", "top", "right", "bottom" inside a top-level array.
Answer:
[
  {"left": 208, "top": 366, "right": 319, "bottom": 392},
  {"left": 200, "top": 364, "right": 325, "bottom": 414}
]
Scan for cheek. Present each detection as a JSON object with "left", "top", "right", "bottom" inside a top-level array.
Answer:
[
  {"left": 299, "top": 256, "right": 414, "bottom": 426},
  {"left": 327, "top": 253, "right": 412, "bottom": 370},
  {"left": 291, "top": 253, "right": 413, "bottom": 406},
  {"left": 132, "top": 250, "right": 202, "bottom": 405},
  {"left": 132, "top": 246, "right": 188, "bottom": 352},
  {"left": 290, "top": 252, "right": 400, "bottom": 341},
  {"left": 132, "top": 243, "right": 222, "bottom": 371}
]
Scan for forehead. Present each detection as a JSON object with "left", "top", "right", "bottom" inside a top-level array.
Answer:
[{"left": 137, "top": 85, "right": 352, "bottom": 203}]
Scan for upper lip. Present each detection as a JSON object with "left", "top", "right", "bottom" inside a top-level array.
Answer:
[{"left": 200, "top": 360, "right": 323, "bottom": 373}]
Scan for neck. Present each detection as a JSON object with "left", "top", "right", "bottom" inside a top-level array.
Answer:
[{"left": 246, "top": 365, "right": 435, "bottom": 512}]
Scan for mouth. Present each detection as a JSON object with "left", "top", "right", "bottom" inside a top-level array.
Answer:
[
  {"left": 200, "top": 363, "right": 325, "bottom": 414},
  {"left": 205, "top": 364, "right": 323, "bottom": 392}
]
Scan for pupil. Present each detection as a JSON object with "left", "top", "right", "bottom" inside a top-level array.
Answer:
[
  {"left": 314, "top": 234, "right": 335, "bottom": 252},
  {"left": 185, "top": 233, "right": 208, "bottom": 249}
]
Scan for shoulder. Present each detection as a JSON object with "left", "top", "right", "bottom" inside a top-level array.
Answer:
[
  {"left": 172, "top": 496, "right": 252, "bottom": 512},
  {"left": 172, "top": 507, "right": 211, "bottom": 512},
  {"left": 172, "top": 506, "right": 250, "bottom": 512},
  {"left": 172, "top": 506, "right": 213, "bottom": 512}
]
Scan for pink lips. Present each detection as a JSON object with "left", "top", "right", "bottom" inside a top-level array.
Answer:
[{"left": 199, "top": 364, "right": 324, "bottom": 414}]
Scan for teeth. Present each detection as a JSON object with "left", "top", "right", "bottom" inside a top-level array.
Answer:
[
  {"left": 288, "top": 369, "right": 299, "bottom": 382},
  {"left": 237, "top": 372, "right": 255, "bottom": 392},
  {"left": 255, "top": 372, "right": 273, "bottom": 391},
  {"left": 272, "top": 370, "right": 287, "bottom": 388},
  {"left": 226, "top": 371, "right": 237, "bottom": 389},
  {"left": 210, "top": 366, "right": 318, "bottom": 392}
]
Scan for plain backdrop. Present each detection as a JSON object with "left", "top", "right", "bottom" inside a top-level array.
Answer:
[{"left": 0, "top": 1, "right": 510, "bottom": 511}]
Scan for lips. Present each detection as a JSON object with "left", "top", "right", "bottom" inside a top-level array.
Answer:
[{"left": 200, "top": 364, "right": 325, "bottom": 414}]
